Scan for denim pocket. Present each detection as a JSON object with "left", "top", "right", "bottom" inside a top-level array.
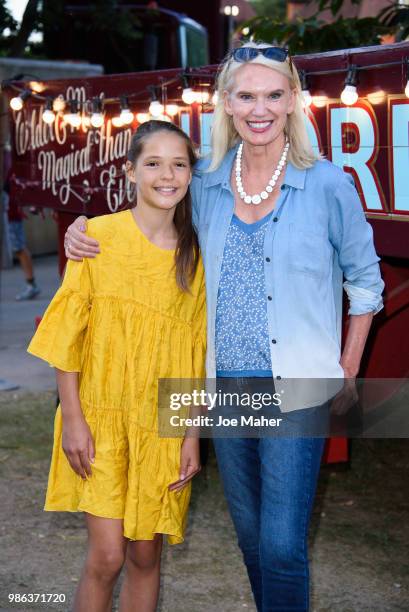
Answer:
[{"left": 288, "top": 224, "right": 331, "bottom": 280}]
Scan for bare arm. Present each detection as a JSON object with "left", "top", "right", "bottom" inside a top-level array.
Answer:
[
  {"left": 340, "top": 312, "right": 374, "bottom": 378},
  {"left": 64, "top": 216, "right": 100, "bottom": 261},
  {"left": 56, "top": 369, "right": 95, "bottom": 479}
]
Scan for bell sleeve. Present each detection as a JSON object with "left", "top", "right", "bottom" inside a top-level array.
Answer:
[{"left": 27, "top": 258, "right": 92, "bottom": 372}]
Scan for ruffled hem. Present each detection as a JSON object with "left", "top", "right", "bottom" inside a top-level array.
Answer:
[{"left": 44, "top": 406, "right": 190, "bottom": 545}]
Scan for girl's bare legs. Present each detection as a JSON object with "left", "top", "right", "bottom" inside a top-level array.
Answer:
[
  {"left": 119, "top": 535, "right": 163, "bottom": 612},
  {"left": 73, "top": 514, "right": 127, "bottom": 612}
]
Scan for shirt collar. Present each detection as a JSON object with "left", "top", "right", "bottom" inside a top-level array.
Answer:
[{"left": 202, "top": 144, "right": 306, "bottom": 191}]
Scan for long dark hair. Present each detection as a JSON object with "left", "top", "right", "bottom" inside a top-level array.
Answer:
[{"left": 127, "top": 120, "right": 199, "bottom": 292}]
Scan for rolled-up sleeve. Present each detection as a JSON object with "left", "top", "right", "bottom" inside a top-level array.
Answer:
[{"left": 330, "top": 171, "right": 384, "bottom": 316}]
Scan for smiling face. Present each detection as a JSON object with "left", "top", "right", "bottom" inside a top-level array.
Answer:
[
  {"left": 126, "top": 131, "right": 192, "bottom": 212},
  {"left": 224, "top": 63, "right": 296, "bottom": 148}
]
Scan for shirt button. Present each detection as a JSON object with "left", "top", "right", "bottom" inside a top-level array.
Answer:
[
  {"left": 273, "top": 217, "right": 278, "bottom": 222},
  {"left": 271, "top": 339, "right": 277, "bottom": 344},
  {"left": 266, "top": 257, "right": 271, "bottom": 262},
  {"left": 267, "top": 295, "right": 272, "bottom": 301},
  {"left": 276, "top": 375, "right": 281, "bottom": 380},
  {"left": 281, "top": 185, "right": 286, "bottom": 191}
]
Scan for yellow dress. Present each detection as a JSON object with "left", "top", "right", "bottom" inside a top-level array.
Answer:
[{"left": 27, "top": 210, "right": 206, "bottom": 544}]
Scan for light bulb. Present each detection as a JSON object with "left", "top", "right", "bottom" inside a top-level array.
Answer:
[
  {"left": 367, "top": 89, "right": 386, "bottom": 105},
  {"left": 405, "top": 80, "right": 409, "bottom": 99},
  {"left": 149, "top": 100, "right": 164, "bottom": 116},
  {"left": 242, "top": 27, "right": 250, "bottom": 36},
  {"left": 232, "top": 5, "right": 239, "bottom": 17},
  {"left": 10, "top": 96, "right": 23, "bottom": 111},
  {"left": 120, "top": 109, "right": 134, "bottom": 124},
  {"left": 112, "top": 116, "right": 124, "bottom": 128},
  {"left": 196, "top": 90, "right": 210, "bottom": 104},
  {"left": 42, "top": 109, "right": 55, "bottom": 124},
  {"left": 341, "top": 84, "right": 358, "bottom": 106},
  {"left": 156, "top": 114, "right": 172, "bottom": 123},
  {"left": 165, "top": 104, "right": 179, "bottom": 117},
  {"left": 64, "top": 100, "right": 81, "bottom": 127},
  {"left": 90, "top": 113, "right": 104, "bottom": 128},
  {"left": 29, "top": 81, "right": 44, "bottom": 93},
  {"left": 182, "top": 88, "right": 197, "bottom": 105},
  {"left": 302, "top": 90, "right": 313, "bottom": 108},
  {"left": 65, "top": 113, "right": 81, "bottom": 128},
  {"left": 53, "top": 96, "right": 65, "bottom": 112},
  {"left": 136, "top": 112, "right": 150, "bottom": 124},
  {"left": 42, "top": 98, "right": 56, "bottom": 124},
  {"left": 312, "top": 95, "right": 327, "bottom": 108},
  {"left": 224, "top": 6, "right": 232, "bottom": 15}
]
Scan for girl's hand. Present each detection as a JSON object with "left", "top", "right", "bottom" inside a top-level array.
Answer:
[
  {"left": 62, "top": 415, "right": 95, "bottom": 479},
  {"left": 168, "top": 438, "right": 201, "bottom": 492},
  {"left": 64, "top": 215, "right": 100, "bottom": 261}
]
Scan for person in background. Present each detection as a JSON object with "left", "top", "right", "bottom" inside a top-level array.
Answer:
[{"left": 4, "top": 171, "right": 41, "bottom": 301}]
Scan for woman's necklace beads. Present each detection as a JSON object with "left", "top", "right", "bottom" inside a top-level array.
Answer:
[{"left": 235, "top": 140, "right": 289, "bottom": 206}]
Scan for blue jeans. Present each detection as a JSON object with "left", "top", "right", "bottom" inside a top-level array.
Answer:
[{"left": 213, "top": 411, "right": 325, "bottom": 611}]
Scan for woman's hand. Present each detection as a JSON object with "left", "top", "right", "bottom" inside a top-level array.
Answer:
[
  {"left": 62, "top": 414, "right": 95, "bottom": 479},
  {"left": 168, "top": 438, "right": 201, "bottom": 492},
  {"left": 330, "top": 368, "right": 359, "bottom": 416},
  {"left": 64, "top": 215, "right": 100, "bottom": 261}
]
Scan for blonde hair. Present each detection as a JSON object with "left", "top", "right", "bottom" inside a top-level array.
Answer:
[{"left": 208, "top": 41, "right": 319, "bottom": 171}]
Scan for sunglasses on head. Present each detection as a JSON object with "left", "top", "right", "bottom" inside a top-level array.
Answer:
[{"left": 231, "top": 46, "right": 289, "bottom": 63}]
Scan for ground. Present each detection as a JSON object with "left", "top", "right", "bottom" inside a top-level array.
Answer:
[
  {"left": 1, "top": 257, "right": 408, "bottom": 611},
  {"left": 0, "top": 391, "right": 408, "bottom": 612}
]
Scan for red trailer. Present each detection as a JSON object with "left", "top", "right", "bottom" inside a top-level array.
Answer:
[{"left": 5, "top": 41, "right": 409, "bottom": 462}]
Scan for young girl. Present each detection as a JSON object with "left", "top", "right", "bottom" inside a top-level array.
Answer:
[{"left": 28, "top": 120, "right": 206, "bottom": 612}]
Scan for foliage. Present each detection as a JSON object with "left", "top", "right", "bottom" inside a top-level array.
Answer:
[
  {"left": 0, "top": 0, "right": 18, "bottom": 56},
  {"left": 249, "top": 0, "right": 287, "bottom": 20},
  {"left": 240, "top": 0, "right": 399, "bottom": 54}
]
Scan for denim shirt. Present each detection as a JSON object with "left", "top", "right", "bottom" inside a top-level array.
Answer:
[{"left": 190, "top": 144, "right": 384, "bottom": 384}]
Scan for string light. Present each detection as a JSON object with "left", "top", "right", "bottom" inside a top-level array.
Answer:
[
  {"left": 29, "top": 81, "right": 45, "bottom": 93},
  {"left": 312, "top": 94, "right": 328, "bottom": 108},
  {"left": 195, "top": 90, "right": 210, "bottom": 104},
  {"left": 112, "top": 116, "right": 124, "bottom": 128},
  {"left": 149, "top": 100, "right": 164, "bottom": 116},
  {"left": 182, "top": 87, "right": 197, "bottom": 105},
  {"left": 367, "top": 89, "right": 386, "bottom": 105},
  {"left": 53, "top": 95, "right": 65, "bottom": 112},
  {"left": 341, "top": 66, "right": 359, "bottom": 106},
  {"left": 90, "top": 97, "right": 104, "bottom": 128},
  {"left": 148, "top": 87, "right": 164, "bottom": 116},
  {"left": 5, "top": 56, "right": 409, "bottom": 126},
  {"left": 156, "top": 114, "right": 172, "bottom": 122},
  {"left": 42, "top": 97, "right": 55, "bottom": 124},
  {"left": 136, "top": 112, "right": 150, "bottom": 124},
  {"left": 63, "top": 100, "right": 81, "bottom": 128},
  {"left": 10, "top": 89, "right": 31, "bottom": 111},
  {"left": 119, "top": 96, "right": 134, "bottom": 125},
  {"left": 165, "top": 104, "right": 179, "bottom": 117}
]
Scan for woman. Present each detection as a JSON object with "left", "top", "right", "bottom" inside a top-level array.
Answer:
[{"left": 64, "top": 43, "right": 384, "bottom": 611}]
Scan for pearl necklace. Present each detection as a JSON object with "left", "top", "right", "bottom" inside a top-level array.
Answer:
[{"left": 235, "top": 139, "right": 290, "bottom": 205}]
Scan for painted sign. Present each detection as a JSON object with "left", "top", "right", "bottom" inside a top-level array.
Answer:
[{"left": 7, "top": 42, "right": 409, "bottom": 257}]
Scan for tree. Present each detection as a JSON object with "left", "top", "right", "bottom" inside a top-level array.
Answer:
[
  {"left": 0, "top": 0, "right": 18, "bottom": 56},
  {"left": 7, "top": 0, "right": 41, "bottom": 57},
  {"left": 249, "top": 0, "right": 287, "bottom": 20},
  {"left": 240, "top": 0, "right": 399, "bottom": 53}
]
